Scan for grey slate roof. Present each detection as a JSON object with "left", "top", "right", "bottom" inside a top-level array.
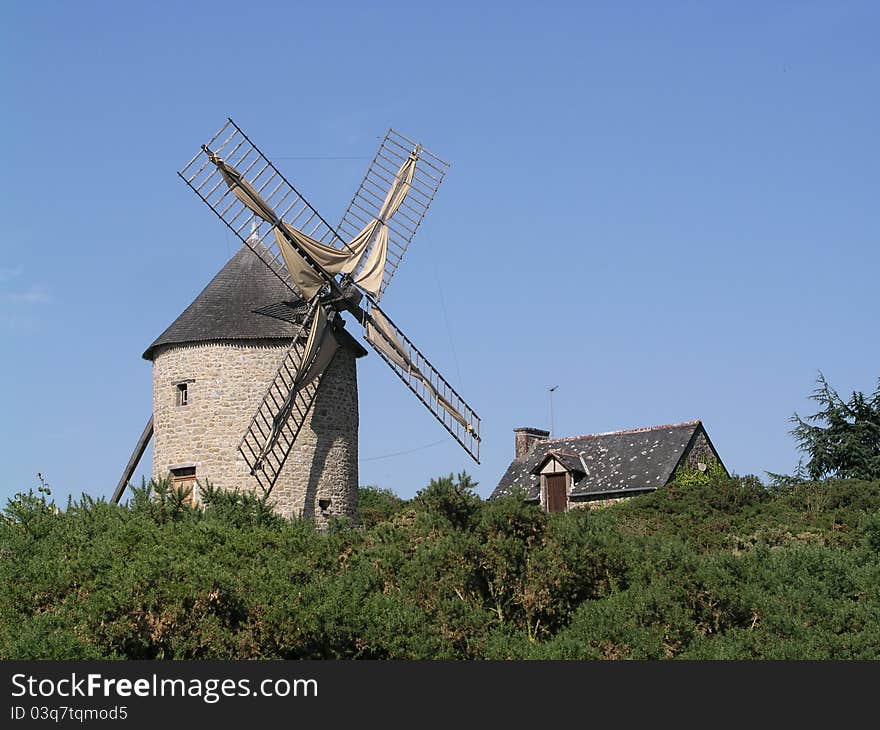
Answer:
[
  {"left": 491, "top": 421, "right": 704, "bottom": 501},
  {"left": 251, "top": 300, "right": 310, "bottom": 324},
  {"left": 143, "top": 243, "right": 367, "bottom": 360}
]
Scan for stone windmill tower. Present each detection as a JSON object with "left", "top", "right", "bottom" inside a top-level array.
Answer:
[
  {"left": 140, "top": 239, "right": 366, "bottom": 526},
  {"left": 114, "top": 121, "right": 480, "bottom": 525}
]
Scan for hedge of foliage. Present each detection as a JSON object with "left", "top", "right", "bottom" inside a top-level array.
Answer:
[{"left": 3, "top": 472, "right": 880, "bottom": 659}]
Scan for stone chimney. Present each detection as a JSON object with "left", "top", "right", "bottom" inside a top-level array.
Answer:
[{"left": 514, "top": 426, "right": 550, "bottom": 459}]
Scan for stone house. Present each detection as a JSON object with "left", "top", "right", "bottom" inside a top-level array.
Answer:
[
  {"left": 143, "top": 242, "right": 366, "bottom": 527},
  {"left": 490, "top": 421, "right": 726, "bottom": 512}
]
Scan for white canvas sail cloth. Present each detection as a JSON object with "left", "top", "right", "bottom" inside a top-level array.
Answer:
[
  {"left": 207, "top": 153, "right": 334, "bottom": 300},
  {"left": 293, "top": 303, "right": 340, "bottom": 389},
  {"left": 350, "top": 151, "right": 417, "bottom": 298},
  {"left": 209, "top": 153, "right": 279, "bottom": 223},
  {"left": 208, "top": 149, "right": 417, "bottom": 301},
  {"left": 272, "top": 223, "right": 367, "bottom": 300},
  {"left": 365, "top": 307, "right": 476, "bottom": 434},
  {"left": 254, "top": 304, "right": 340, "bottom": 467}
]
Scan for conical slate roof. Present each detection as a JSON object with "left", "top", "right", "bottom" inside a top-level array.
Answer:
[{"left": 143, "top": 243, "right": 365, "bottom": 360}]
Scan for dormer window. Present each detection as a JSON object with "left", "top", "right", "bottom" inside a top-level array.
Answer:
[{"left": 530, "top": 450, "right": 585, "bottom": 514}]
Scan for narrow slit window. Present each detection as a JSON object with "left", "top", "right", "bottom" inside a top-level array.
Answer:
[{"left": 176, "top": 382, "right": 188, "bottom": 406}]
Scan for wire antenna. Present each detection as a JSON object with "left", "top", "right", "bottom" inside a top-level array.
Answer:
[{"left": 549, "top": 385, "right": 559, "bottom": 437}]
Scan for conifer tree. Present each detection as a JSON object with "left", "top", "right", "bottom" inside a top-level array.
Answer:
[{"left": 790, "top": 372, "right": 880, "bottom": 480}]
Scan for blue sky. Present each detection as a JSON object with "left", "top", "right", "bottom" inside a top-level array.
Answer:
[{"left": 1, "top": 1, "right": 877, "bottom": 504}]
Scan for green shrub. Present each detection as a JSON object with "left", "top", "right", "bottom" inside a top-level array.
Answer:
[
  {"left": 357, "top": 486, "right": 406, "bottom": 529},
  {"left": 3, "top": 471, "right": 880, "bottom": 659}
]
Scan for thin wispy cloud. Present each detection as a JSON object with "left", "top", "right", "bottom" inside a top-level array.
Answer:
[
  {"left": 0, "top": 312, "right": 36, "bottom": 333},
  {"left": 3, "top": 285, "right": 50, "bottom": 305},
  {"left": 0, "top": 280, "right": 49, "bottom": 332},
  {"left": 1, "top": 266, "right": 51, "bottom": 329},
  {"left": 0, "top": 265, "right": 23, "bottom": 283}
]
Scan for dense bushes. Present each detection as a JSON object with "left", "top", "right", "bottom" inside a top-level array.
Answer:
[{"left": 3, "top": 472, "right": 880, "bottom": 659}]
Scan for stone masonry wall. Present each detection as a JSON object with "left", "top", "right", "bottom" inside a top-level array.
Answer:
[
  {"left": 570, "top": 495, "right": 632, "bottom": 511},
  {"left": 151, "top": 339, "right": 358, "bottom": 527},
  {"left": 680, "top": 427, "right": 721, "bottom": 475},
  {"left": 514, "top": 427, "right": 550, "bottom": 459}
]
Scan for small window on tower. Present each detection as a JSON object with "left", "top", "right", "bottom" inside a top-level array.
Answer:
[{"left": 176, "top": 382, "right": 188, "bottom": 406}]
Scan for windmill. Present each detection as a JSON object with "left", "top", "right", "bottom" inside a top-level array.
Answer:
[{"left": 114, "top": 119, "right": 480, "bottom": 505}]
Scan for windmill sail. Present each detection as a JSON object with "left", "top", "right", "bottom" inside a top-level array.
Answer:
[
  {"left": 209, "top": 153, "right": 280, "bottom": 224},
  {"left": 364, "top": 304, "right": 480, "bottom": 461},
  {"left": 251, "top": 305, "right": 341, "bottom": 475},
  {"left": 272, "top": 222, "right": 372, "bottom": 300},
  {"left": 200, "top": 141, "right": 378, "bottom": 302},
  {"left": 179, "top": 119, "right": 350, "bottom": 301},
  {"left": 365, "top": 308, "right": 463, "bottom": 427},
  {"left": 354, "top": 226, "right": 387, "bottom": 297},
  {"left": 202, "top": 150, "right": 359, "bottom": 302},
  {"left": 297, "top": 308, "right": 341, "bottom": 388},
  {"left": 351, "top": 151, "right": 416, "bottom": 295},
  {"left": 238, "top": 336, "right": 323, "bottom": 495},
  {"left": 336, "top": 129, "right": 450, "bottom": 301}
]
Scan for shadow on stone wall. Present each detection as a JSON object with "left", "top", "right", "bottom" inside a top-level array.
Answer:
[
  {"left": 299, "top": 351, "right": 358, "bottom": 527},
  {"left": 301, "top": 428, "right": 331, "bottom": 524}
]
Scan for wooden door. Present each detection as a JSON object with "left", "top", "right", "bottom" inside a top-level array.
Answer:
[
  {"left": 171, "top": 466, "right": 197, "bottom": 505},
  {"left": 545, "top": 474, "right": 567, "bottom": 513}
]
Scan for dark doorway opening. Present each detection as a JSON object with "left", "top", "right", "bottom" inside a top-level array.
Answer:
[{"left": 546, "top": 474, "right": 567, "bottom": 513}]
